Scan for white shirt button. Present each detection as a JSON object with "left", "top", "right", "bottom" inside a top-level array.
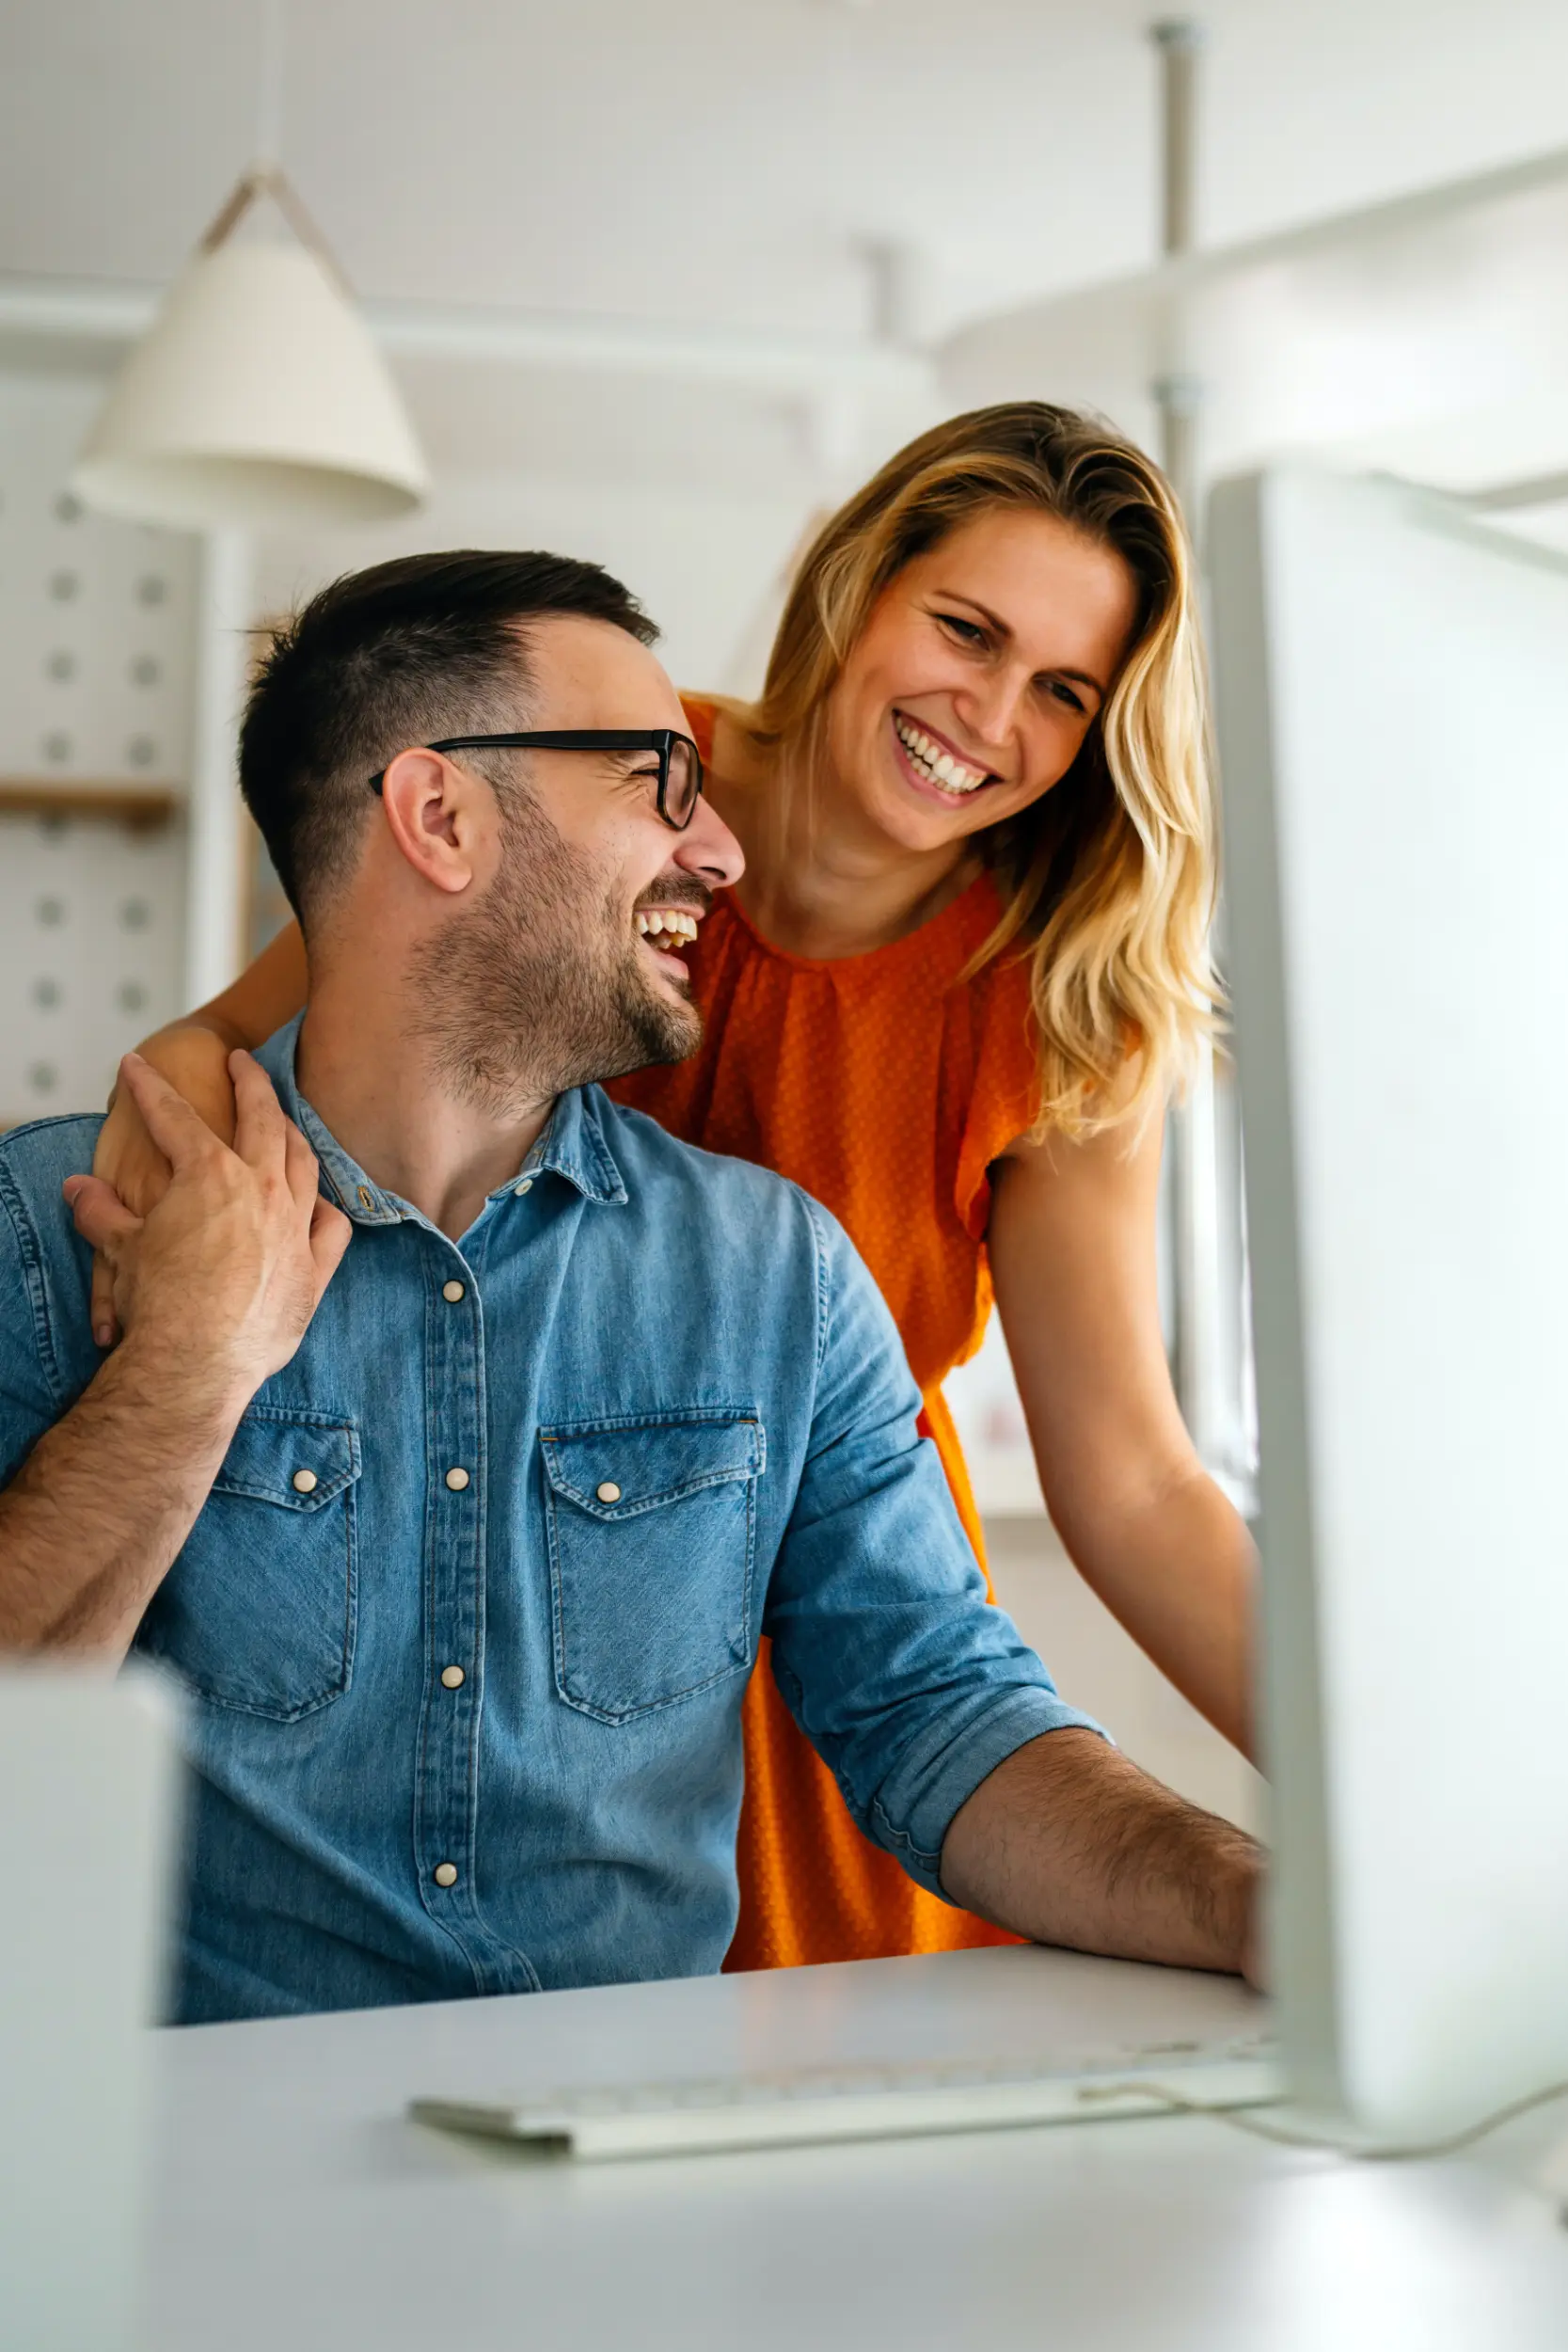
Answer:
[
  {"left": 445, "top": 1467, "right": 470, "bottom": 1492},
  {"left": 441, "top": 1279, "right": 466, "bottom": 1303},
  {"left": 596, "top": 1481, "right": 622, "bottom": 1503},
  {"left": 292, "top": 1468, "right": 319, "bottom": 1495},
  {"left": 433, "top": 1862, "right": 458, "bottom": 1888},
  {"left": 440, "top": 1664, "right": 465, "bottom": 1690},
  {"left": 515, "top": 1178, "right": 533, "bottom": 1196}
]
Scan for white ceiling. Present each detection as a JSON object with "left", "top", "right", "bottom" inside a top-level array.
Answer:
[
  {"left": 5, "top": 0, "right": 1568, "bottom": 592},
  {"left": 7, "top": 0, "right": 1568, "bottom": 342}
]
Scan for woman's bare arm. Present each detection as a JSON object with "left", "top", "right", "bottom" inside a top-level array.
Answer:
[
  {"left": 175, "top": 921, "right": 309, "bottom": 1062},
  {"left": 988, "top": 1114, "right": 1257, "bottom": 1758},
  {"left": 98, "top": 924, "right": 309, "bottom": 1186}
]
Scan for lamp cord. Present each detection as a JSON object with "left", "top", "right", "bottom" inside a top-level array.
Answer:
[{"left": 255, "top": 0, "right": 286, "bottom": 171}]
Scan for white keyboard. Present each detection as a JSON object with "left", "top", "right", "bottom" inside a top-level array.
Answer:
[{"left": 410, "top": 2033, "right": 1281, "bottom": 2162}]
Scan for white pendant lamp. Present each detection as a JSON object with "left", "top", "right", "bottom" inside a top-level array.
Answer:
[{"left": 74, "top": 165, "right": 429, "bottom": 531}]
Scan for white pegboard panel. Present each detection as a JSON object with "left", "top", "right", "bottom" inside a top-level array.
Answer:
[
  {"left": 0, "top": 374, "right": 198, "bottom": 787},
  {"left": 0, "top": 372, "right": 198, "bottom": 1126},
  {"left": 0, "top": 810, "right": 185, "bottom": 1128}
]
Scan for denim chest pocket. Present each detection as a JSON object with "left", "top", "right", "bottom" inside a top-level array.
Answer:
[
  {"left": 541, "top": 1409, "right": 765, "bottom": 1724},
  {"left": 135, "top": 1406, "right": 361, "bottom": 1724}
]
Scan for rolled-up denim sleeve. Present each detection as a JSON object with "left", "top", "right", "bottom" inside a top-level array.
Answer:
[
  {"left": 764, "top": 1198, "right": 1104, "bottom": 1900},
  {"left": 0, "top": 1152, "right": 85, "bottom": 1492}
]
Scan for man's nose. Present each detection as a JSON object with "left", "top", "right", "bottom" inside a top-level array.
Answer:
[{"left": 677, "top": 794, "right": 745, "bottom": 890}]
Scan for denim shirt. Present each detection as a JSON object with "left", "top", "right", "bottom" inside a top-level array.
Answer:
[{"left": 0, "top": 1018, "right": 1094, "bottom": 2023}]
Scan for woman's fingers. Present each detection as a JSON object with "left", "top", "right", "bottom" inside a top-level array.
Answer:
[
  {"left": 89, "top": 1251, "right": 122, "bottom": 1351},
  {"left": 65, "top": 1173, "right": 140, "bottom": 1349},
  {"left": 62, "top": 1174, "right": 142, "bottom": 1257}
]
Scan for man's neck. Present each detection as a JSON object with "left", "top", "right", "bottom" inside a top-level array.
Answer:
[{"left": 295, "top": 976, "right": 555, "bottom": 1242}]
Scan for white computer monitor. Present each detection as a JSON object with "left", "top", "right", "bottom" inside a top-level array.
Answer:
[
  {"left": 0, "top": 1668, "right": 177, "bottom": 2351},
  {"left": 1210, "top": 461, "right": 1568, "bottom": 2140}
]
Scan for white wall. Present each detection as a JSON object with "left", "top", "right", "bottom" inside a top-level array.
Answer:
[{"left": 249, "top": 469, "right": 816, "bottom": 702}]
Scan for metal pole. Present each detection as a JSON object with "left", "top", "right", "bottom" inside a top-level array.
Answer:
[
  {"left": 1148, "top": 21, "right": 1236, "bottom": 1480},
  {"left": 183, "top": 532, "right": 253, "bottom": 1006},
  {"left": 1150, "top": 19, "right": 1204, "bottom": 259}
]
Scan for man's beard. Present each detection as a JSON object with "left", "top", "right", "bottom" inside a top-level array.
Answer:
[{"left": 406, "top": 788, "right": 704, "bottom": 1114}]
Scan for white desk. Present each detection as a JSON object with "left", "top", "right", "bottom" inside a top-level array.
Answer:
[{"left": 148, "top": 1946, "right": 1568, "bottom": 2351}]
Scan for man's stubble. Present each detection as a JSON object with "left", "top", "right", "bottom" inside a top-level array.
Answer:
[{"left": 405, "top": 785, "right": 703, "bottom": 1115}]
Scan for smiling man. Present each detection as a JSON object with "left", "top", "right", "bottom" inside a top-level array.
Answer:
[{"left": 0, "top": 551, "right": 1259, "bottom": 2021}]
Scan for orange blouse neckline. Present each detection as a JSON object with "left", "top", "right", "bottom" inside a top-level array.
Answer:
[
  {"left": 684, "top": 690, "right": 1002, "bottom": 979},
  {"left": 718, "top": 866, "right": 1001, "bottom": 979}
]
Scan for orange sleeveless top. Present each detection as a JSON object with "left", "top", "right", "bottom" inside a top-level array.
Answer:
[{"left": 608, "top": 698, "right": 1041, "bottom": 1970}]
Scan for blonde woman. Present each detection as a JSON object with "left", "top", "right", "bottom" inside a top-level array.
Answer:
[{"left": 97, "top": 402, "right": 1255, "bottom": 1974}]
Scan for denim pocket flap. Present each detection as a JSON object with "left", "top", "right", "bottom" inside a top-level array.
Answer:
[
  {"left": 211, "top": 1406, "right": 360, "bottom": 1513},
  {"left": 137, "top": 1404, "right": 362, "bottom": 1723},
  {"left": 541, "top": 1411, "right": 764, "bottom": 1519}
]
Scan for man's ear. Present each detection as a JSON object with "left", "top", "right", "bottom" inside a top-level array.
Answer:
[{"left": 377, "top": 750, "right": 485, "bottom": 898}]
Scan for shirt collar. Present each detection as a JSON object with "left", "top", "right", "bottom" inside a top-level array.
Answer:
[{"left": 255, "top": 1015, "right": 629, "bottom": 1228}]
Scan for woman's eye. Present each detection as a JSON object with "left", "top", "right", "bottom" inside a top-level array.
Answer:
[
  {"left": 1049, "top": 680, "right": 1086, "bottom": 715},
  {"left": 938, "top": 613, "right": 987, "bottom": 646}
]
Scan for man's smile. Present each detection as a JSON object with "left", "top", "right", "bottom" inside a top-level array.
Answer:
[{"left": 634, "top": 902, "right": 704, "bottom": 978}]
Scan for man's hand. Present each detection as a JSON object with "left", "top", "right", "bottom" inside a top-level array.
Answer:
[
  {"left": 941, "top": 1728, "right": 1262, "bottom": 1982},
  {"left": 0, "top": 1051, "right": 351, "bottom": 1661},
  {"left": 66, "top": 1050, "right": 351, "bottom": 1410},
  {"left": 88, "top": 1022, "right": 241, "bottom": 1348}
]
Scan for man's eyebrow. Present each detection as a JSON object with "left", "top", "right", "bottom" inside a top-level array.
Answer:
[{"left": 931, "top": 590, "right": 1109, "bottom": 698}]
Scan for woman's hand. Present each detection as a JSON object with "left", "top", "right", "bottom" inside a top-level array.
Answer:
[{"left": 89, "top": 1024, "right": 242, "bottom": 1347}]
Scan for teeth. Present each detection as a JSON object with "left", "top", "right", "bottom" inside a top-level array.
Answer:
[
  {"left": 894, "top": 717, "right": 989, "bottom": 795},
  {"left": 636, "top": 909, "right": 699, "bottom": 946}
]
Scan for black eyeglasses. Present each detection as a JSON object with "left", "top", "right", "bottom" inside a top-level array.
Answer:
[{"left": 368, "top": 730, "right": 705, "bottom": 832}]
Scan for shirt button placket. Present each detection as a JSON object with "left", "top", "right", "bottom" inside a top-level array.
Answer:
[{"left": 419, "top": 1249, "right": 483, "bottom": 1956}]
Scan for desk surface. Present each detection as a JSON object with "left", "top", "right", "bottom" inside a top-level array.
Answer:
[{"left": 149, "top": 1946, "right": 1568, "bottom": 2352}]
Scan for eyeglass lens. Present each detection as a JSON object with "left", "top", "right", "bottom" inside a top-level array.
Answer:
[{"left": 665, "top": 738, "right": 700, "bottom": 827}]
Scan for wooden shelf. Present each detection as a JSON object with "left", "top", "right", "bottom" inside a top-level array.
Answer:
[{"left": 0, "top": 779, "right": 182, "bottom": 834}]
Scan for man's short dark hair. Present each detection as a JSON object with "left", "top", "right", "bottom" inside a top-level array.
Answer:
[{"left": 239, "top": 548, "right": 659, "bottom": 927}]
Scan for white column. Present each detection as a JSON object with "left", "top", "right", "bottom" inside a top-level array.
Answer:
[{"left": 183, "top": 530, "right": 253, "bottom": 1006}]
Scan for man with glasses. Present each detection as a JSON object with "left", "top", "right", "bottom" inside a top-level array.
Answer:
[{"left": 0, "top": 550, "right": 1258, "bottom": 2021}]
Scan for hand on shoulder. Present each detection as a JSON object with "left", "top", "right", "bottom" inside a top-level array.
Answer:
[{"left": 67, "top": 1051, "right": 350, "bottom": 1410}]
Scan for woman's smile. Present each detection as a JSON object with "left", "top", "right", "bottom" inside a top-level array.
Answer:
[{"left": 890, "top": 711, "right": 999, "bottom": 803}]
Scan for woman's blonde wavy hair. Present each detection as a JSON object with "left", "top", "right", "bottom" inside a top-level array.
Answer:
[{"left": 734, "top": 402, "right": 1217, "bottom": 1138}]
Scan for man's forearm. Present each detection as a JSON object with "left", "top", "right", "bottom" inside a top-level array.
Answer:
[
  {"left": 0, "top": 1342, "right": 245, "bottom": 1661},
  {"left": 940, "top": 1729, "right": 1259, "bottom": 1978}
]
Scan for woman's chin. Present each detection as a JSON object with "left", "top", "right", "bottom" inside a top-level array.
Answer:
[{"left": 866, "top": 770, "right": 992, "bottom": 855}]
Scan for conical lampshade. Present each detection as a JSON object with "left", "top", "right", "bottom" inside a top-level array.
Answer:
[{"left": 74, "top": 193, "right": 428, "bottom": 530}]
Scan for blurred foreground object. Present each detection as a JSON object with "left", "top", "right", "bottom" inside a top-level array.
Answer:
[
  {"left": 1212, "top": 463, "right": 1568, "bottom": 2140},
  {"left": 0, "top": 1668, "right": 178, "bottom": 2352}
]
